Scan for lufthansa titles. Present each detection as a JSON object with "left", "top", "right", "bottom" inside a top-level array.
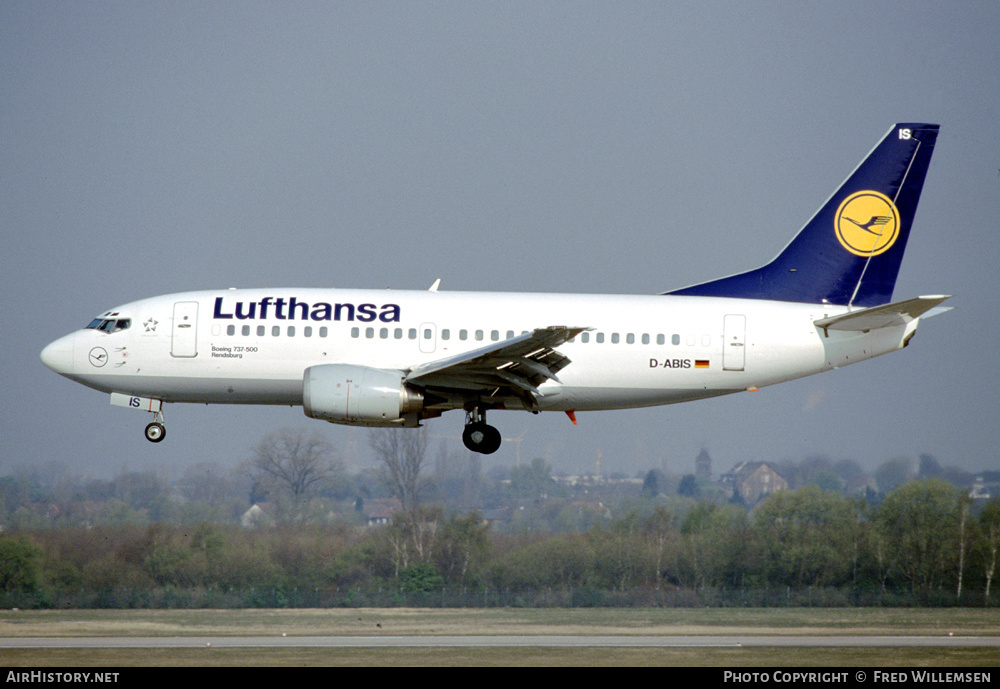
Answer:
[{"left": 213, "top": 297, "right": 400, "bottom": 323}]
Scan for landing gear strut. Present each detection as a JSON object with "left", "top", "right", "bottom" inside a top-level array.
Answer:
[
  {"left": 462, "top": 407, "right": 502, "bottom": 454},
  {"left": 144, "top": 410, "right": 166, "bottom": 443}
]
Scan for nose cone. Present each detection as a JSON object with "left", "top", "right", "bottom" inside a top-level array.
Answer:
[{"left": 41, "top": 334, "right": 75, "bottom": 374}]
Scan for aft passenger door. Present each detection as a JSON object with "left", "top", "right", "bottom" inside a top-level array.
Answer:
[
  {"left": 171, "top": 301, "right": 199, "bottom": 358},
  {"left": 723, "top": 314, "right": 745, "bottom": 371}
]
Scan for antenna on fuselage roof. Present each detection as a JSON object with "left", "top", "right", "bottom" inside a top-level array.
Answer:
[{"left": 428, "top": 278, "right": 441, "bottom": 292}]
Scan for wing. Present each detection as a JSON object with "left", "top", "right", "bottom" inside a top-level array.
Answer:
[{"left": 405, "top": 326, "right": 587, "bottom": 411}]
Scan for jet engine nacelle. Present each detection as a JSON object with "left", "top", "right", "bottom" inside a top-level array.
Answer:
[{"left": 303, "top": 364, "right": 424, "bottom": 427}]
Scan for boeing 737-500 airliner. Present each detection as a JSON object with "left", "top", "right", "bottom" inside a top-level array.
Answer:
[{"left": 41, "top": 123, "right": 950, "bottom": 454}]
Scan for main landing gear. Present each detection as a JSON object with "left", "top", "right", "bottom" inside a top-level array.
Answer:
[{"left": 462, "top": 407, "right": 502, "bottom": 454}]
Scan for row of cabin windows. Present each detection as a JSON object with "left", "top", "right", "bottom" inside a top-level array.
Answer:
[
  {"left": 351, "top": 328, "right": 518, "bottom": 342},
  {"left": 226, "top": 324, "right": 329, "bottom": 338},
  {"left": 345, "top": 327, "right": 696, "bottom": 346},
  {"left": 224, "top": 324, "right": 703, "bottom": 347}
]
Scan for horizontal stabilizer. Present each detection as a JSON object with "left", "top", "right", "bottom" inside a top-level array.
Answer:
[{"left": 814, "top": 295, "right": 951, "bottom": 333}]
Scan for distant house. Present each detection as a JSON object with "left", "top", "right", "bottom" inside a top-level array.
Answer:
[
  {"left": 363, "top": 498, "right": 402, "bottom": 527},
  {"left": 241, "top": 503, "right": 275, "bottom": 529},
  {"left": 721, "top": 462, "right": 788, "bottom": 505},
  {"left": 571, "top": 501, "right": 612, "bottom": 520},
  {"left": 971, "top": 471, "right": 1000, "bottom": 502}
]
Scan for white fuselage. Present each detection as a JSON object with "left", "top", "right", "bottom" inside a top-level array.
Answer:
[{"left": 40, "top": 287, "right": 914, "bottom": 416}]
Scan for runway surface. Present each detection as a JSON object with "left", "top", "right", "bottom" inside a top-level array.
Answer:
[{"left": 2, "top": 635, "right": 998, "bottom": 649}]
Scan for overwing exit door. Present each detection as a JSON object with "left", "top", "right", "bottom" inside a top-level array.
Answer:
[{"left": 419, "top": 322, "right": 437, "bottom": 354}]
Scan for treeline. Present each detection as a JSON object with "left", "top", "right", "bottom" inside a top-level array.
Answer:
[{"left": 1, "top": 479, "right": 998, "bottom": 609}]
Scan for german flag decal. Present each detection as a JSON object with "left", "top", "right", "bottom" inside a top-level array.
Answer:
[{"left": 695, "top": 360, "right": 710, "bottom": 369}]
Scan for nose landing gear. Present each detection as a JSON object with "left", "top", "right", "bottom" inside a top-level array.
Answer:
[
  {"left": 110, "top": 393, "right": 167, "bottom": 443},
  {"left": 144, "top": 410, "right": 166, "bottom": 443},
  {"left": 462, "top": 407, "right": 502, "bottom": 454}
]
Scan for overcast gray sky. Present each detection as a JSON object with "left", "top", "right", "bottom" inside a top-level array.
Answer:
[{"left": 3, "top": 1, "right": 999, "bottom": 480}]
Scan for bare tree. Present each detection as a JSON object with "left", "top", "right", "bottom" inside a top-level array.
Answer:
[
  {"left": 370, "top": 428, "right": 435, "bottom": 570},
  {"left": 642, "top": 505, "right": 676, "bottom": 590},
  {"left": 957, "top": 493, "right": 970, "bottom": 601},
  {"left": 369, "top": 428, "right": 430, "bottom": 515},
  {"left": 246, "top": 428, "right": 341, "bottom": 520},
  {"left": 980, "top": 501, "right": 1000, "bottom": 602}
]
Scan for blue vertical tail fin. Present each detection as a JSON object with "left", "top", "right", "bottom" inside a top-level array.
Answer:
[{"left": 665, "top": 123, "right": 939, "bottom": 307}]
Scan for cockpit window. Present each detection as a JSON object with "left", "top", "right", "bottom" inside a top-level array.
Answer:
[{"left": 86, "top": 318, "right": 131, "bottom": 333}]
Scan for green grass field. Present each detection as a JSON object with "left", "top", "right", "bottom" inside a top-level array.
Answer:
[{"left": 0, "top": 608, "right": 996, "bottom": 666}]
